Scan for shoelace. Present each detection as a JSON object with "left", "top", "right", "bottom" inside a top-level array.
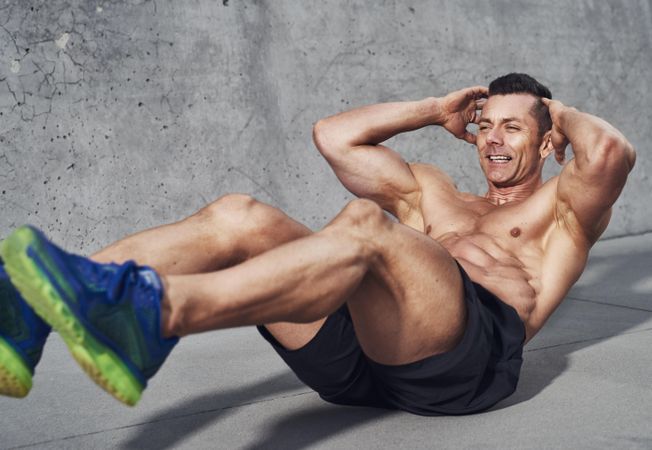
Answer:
[{"left": 100, "top": 260, "right": 158, "bottom": 306}]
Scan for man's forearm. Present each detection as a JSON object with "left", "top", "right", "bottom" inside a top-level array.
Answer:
[
  {"left": 314, "top": 97, "right": 443, "bottom": 151},
  {"left": 558, "top": 108, "right": 635, "bottom": 171}
]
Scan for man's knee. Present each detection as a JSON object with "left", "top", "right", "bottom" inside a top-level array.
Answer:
[
  {"left": 331, "top": 199, "right": 389, "bottom": 231},
  {"left": 192, "top": 194, "right": 267, "bottom": 229},
  {"left": 322, "top": 199, "right": 390, "bottom": 261},
  {"left": 199, "top": 193, "right": 256, "bottom": 218},
  {"left": 193, "top": 194, "right": 308, "bottom": 243}
]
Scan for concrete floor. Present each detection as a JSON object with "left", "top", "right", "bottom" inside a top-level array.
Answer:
[{"left": 2, "top": 233, "right": 651, "bottom": 449}]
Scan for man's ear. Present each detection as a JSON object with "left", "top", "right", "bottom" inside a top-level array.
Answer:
[{"left": 539, "top": 130, "right": 554, "bottom": 159}]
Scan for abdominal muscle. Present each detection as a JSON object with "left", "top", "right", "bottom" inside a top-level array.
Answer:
[{"left": 437, "top": 232, "right": 539, "bottom": 340}]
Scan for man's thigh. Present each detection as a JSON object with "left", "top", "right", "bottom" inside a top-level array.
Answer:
[
  {"left": 258, "top": 306, "right": 391, "bottom": 408},
  {"left": 263, "top": 320, "right": 326, "bottom": 350},
  {"left": 264, "top": 215, "right": 466, "bottom": 366},
  {"left": 347, "top": 220, "right": 467, "bottom": 366}
]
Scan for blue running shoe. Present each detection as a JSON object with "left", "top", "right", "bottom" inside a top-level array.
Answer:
[
  {"left": 0, "top": 255, "right": 51, "bottom": 397},
  {"left": 0, "top": 226, "right": 178, "bottom": 406}
]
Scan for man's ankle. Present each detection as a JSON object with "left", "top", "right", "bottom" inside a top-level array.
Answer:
[{"left": 159, "top": 275, "right": 182, "bottom": 339}]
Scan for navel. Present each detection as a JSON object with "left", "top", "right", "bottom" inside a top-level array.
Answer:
[
  {"left": 510, "top": 227, "right": 521, "bottom": 238},
  {"left": 425, "top": 224, "right": 432, "bottom": 234}
]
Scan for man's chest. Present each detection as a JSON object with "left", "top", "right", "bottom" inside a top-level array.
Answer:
[{"left": 420, "top": 196, "right": 553, "bottom": 251}]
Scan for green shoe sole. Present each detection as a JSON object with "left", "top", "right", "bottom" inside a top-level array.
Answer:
[
  {"left": 0, "top": 337, "right": 32, "bottom": 398},
  {"left": 1, "top": 226, "right": 143, "bottom": 406}
]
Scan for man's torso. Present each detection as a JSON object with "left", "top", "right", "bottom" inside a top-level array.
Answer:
[{"left": 403, "top": 163, "right": 597, "bottom": 341}]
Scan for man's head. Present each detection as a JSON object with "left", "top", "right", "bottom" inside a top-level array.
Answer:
[{"left": 477, "top": 73, "right": 554, "bottom": 189}]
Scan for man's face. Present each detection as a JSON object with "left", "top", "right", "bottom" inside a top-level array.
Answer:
[{"left": 476, "top": 94, "right": 545, "bottom": 187}]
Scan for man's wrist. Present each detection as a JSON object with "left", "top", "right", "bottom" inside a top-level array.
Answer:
[
  {"left": 556, "top": 105, "right": 580, "bottom": 132},
  {"left": 420, "top": 96, "right": 445, "bottom": 126}
]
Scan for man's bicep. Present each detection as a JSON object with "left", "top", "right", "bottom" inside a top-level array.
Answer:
[
  {"left": 555, "top": 159, "right": 626, "bottom": 242},
  {"left": 322, "top": 143, "right": 421, "bottom": 216}
]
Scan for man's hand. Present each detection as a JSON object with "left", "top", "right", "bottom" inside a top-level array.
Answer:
[
  {"left": 541, "top": 97, "right": 571, "bottom": 165},
  {"left": 437, "top": 86, "right": 488, "bottom": 145}
]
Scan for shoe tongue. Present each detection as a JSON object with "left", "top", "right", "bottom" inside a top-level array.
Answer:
[{"left": 107, "top": 261, "right": 139, "bottom": 302}]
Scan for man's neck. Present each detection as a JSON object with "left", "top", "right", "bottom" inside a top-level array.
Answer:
[{"left": 484, "top": 176, "right": 542, "bottom": 206}]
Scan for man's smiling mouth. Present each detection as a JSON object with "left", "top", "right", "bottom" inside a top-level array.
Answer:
[{"left": 487, "top": 155, "right": 512, "bottom": 163}]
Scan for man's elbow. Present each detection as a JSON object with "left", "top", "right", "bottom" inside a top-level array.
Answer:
[
  {"left": 313, "top": 119, "right": 346, "bottom": 157},
  {"left": 312, "top": 119, "right": 327, "bottom": 152},
  {"left": 623, "top": 140, "right": 637, "bottom": 172},
  {"left": 592, "top": 133, "right": 636, "bottom": 174}
]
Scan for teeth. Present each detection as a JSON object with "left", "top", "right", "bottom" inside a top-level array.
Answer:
[{"left": 489, "top": 156, "right": 511, "bottom": 161}]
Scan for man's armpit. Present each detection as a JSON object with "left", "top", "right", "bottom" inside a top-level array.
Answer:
[
  {"left": 394, "top": 193, "right": 424, "bottom": 231},
  {"left": 553, "top": 196, "right": 609, "bottom": 246},
  {"left": 409, "top": 162, "right": 458, "bottom": 192}
]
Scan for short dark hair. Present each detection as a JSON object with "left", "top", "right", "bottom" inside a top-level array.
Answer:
[{"left": 488, "top": 73, "right": 552, "bottom": 137}]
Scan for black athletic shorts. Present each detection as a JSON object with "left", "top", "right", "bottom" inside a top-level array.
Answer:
[{"left": 257, "top": 263, "right": 526, "bottom": 416}]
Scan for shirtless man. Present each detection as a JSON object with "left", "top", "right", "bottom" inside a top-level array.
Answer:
[{"left": 0, "top": 73, "right": 636, "bottom": 415}]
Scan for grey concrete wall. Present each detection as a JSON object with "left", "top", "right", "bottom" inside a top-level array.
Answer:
[{"left": 0, "top": 0, "right": 650, "bottom": 253}]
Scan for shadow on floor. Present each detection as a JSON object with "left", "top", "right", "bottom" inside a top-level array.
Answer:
[
  {"left": 124, "top": 370, "right": 393, "bottom": 450},
  {"left": 243, "top": 404, "right": 394, "bottom": 450},
  {"left": 495, "top": 247, "right": 652, "bottom": 410},
  {"left": 123, "top": 371, "right": 304, "bottom": 449}
]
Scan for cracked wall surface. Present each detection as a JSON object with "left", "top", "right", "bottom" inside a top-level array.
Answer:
[{"left": 0, "top": 0, "right": 650, "bottom": 253}]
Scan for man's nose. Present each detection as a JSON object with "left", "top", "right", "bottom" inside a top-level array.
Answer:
[{"left": 486, "top": 127, "right": 502, "bottom": 145}]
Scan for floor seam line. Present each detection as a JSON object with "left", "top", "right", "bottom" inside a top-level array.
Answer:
[
  {"left": 600, "top": 229, "right": 652, "bottom": 241},
  {"left": 566, "top": 296, "right": 652, "bottom": 313},
  {"left": 6, "top": 390, "right": 315, "bottom": 449},
  {"left": 525, "top": 326, "right": 652, "bottom": 353}
]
